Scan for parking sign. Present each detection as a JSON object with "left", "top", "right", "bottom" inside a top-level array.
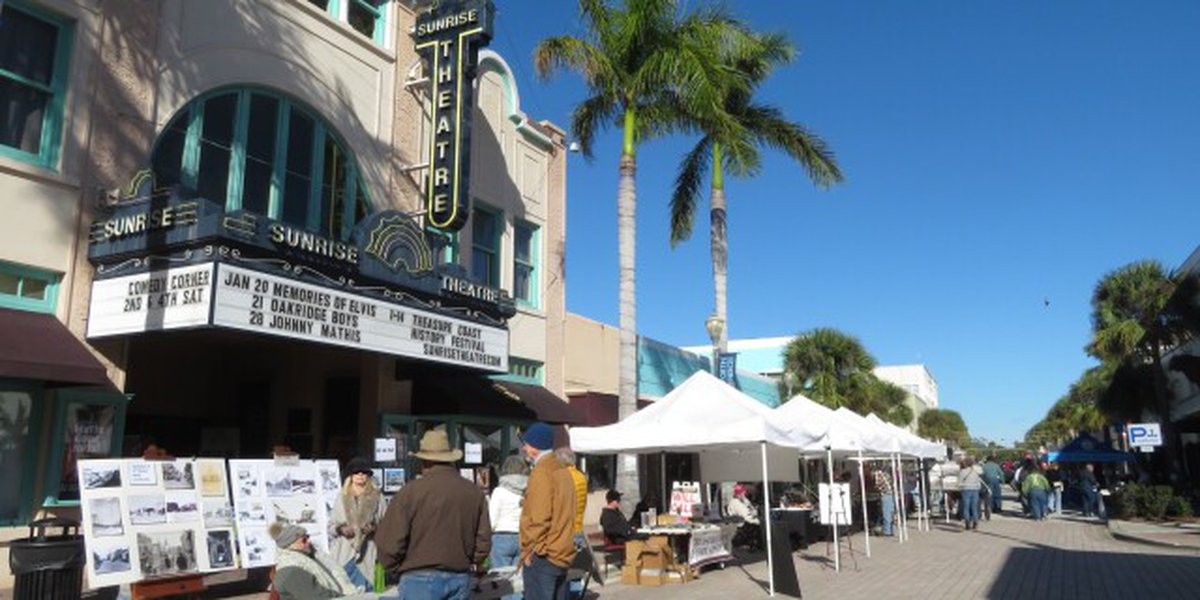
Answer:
[{"left": 1128, "top": 423, "right": 1163, "bottom": 447}]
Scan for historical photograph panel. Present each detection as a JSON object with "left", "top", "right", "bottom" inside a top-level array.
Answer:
[
  {"left": 88, "top": 497, "right": 124, "bottom": 537},
  {"left": 91, "top": 539, "right": 132, "bottom": 575},
  {"left": 240, "top": 528, "right": 275, "bottom": 569},
  {"left": 161, "top": 461, "right": 195, "bottom": 490},
  {"left": 234, "top": 465, "right": 260, "bottom": 498},
  {"left": 318, "top": 463, "right": 340, "bottom": 494},
  {"left": 271, "top": 496, "right": 319, "bottom": 527},
  {"left": 136, "top": 530, "right": 198, "bottom": 577},
  {"left": 197, "top": 460, "right": 227, "bottom": 498},
  {"left": 202, "top": 498, "right": 234, "bottom": 528},
  {"left": 126, "top": 462, "right": 157, "bottom": 486},
  {"left": 236, "top": 499, "right": 269, "bottom": 525},
  {"left": 81, "top": 464, "right": 122, "bottom": 490},
  {"left": 165, "top": 491, "right": 200, "bottom": 523},
  {"left": 205, "top": 529, "right": 236, "bottom": 569},
  {"left": 262, "top": 467, "right": 293, "bottom": 497},
  {"left": 128, "top": 494, "right": 167, "bottom": 526}
]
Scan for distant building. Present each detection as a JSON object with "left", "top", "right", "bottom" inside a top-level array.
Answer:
[{"left": 684, "top": 337, "right": 940, "bottom": 432}]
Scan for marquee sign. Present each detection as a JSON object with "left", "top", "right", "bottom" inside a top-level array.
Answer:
[
  {"left": 87, "top": 262, "right": 509, "bottom": 373},
  {"left": 415, "top": 0, "right": 494, "bottom": 232}
]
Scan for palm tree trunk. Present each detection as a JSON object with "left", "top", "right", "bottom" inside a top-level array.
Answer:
[
  {"left": 710, "top": 143, "right": 728, "bottom": 358},
  {"left": 616, "top": 109, "right": 640, "bottom": 513}
]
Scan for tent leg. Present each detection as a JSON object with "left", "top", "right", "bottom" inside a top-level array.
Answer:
[
  {"left": 900, "top": 458, "right": 910, "bottom": 540},
  {"left": 762, "top": 442, "right": 775, "bottom": 596},
  {"left": 826, "top": 448, "right": 839, "bottom": 573},
  {"left": 918, "top": 459, "right": 928, "bottom": 532},
  {"left": 661, "top": 452, "right": 667, "bottom": 515},
  {"left": 891, "top": 454, "right": 902, "bottom": 543},
  {"left": 858, "top": 451, "right": 870, "bottom": 558}
]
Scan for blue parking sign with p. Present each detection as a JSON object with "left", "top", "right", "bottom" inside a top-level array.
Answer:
[{"left": 1128, "top": 423, "right": 1162, "bottom": 447}]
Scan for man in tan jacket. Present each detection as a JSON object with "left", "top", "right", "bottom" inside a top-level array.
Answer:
[{"left": 519, "top": 422, "right": 576, "bottom": 600}]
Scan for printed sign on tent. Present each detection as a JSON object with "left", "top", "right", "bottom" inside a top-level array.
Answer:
[
  {"left": 819, "top": 483, "right": 852, "bottom": 526},
  {"left": 669, "top": 481, "right": 702, "bottom": 518}
]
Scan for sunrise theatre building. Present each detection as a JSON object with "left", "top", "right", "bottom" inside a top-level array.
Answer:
[{"left": 0, "top": 0, "right": 574, "bottom": 559}]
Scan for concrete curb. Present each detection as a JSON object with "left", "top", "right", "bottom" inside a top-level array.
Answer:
[{"left": 1106, "top": 519, "right": 1200, "bottom": 552}]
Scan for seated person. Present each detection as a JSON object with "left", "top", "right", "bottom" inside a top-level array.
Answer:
[
  {"left": 726, "top": 484, "right": 763, "bottom": 551},
  {"left": 270, "top": 523, "right": 358, "bottom": 599},
  {"left": 600, "top": 490, "right": 646, "bottom": 545}
]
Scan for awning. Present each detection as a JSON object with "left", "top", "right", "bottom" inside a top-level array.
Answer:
[
  {"left": 412, "top": 374, "right": 585, "bottom": 425},
  {"left": 0, "top": 307, "right": 111, "bottom": 387}
]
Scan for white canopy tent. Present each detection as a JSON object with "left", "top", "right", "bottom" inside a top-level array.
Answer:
[{"left": 570, "top": 370, "right": 827, "bottom": 596}]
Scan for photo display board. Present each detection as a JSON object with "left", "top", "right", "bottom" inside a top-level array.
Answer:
[
  {"left": 228, "top": 459, "right": 341, "bottom": 569},
  {"left": 77, "top": 458, "right": 236, "bottom": 588}
]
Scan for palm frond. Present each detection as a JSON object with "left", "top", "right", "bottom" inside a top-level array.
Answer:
[
  {"left": 742, "top": 103, "right": 843, "bottom": 188},
  {"left": 570, "top": 93, "right": 620, "bottom": 160},
  {"left": 669, "top": 137, "right": 711, "bottom": 246}
]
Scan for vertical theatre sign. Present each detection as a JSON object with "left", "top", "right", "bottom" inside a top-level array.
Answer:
[{"left": 416, "top": 0, "right": 494, "bottom": 232}]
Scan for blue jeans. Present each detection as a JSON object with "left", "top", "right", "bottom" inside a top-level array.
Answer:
[
  {"left": 880, "top": 493, "right": 895, "bottom": 536},
  {"left": 1029, "top": 488, "right": 1048, "bottom": 520},
  {"left": 568, "top": 533, "right": 587, "bottom": 599},
  {"left": 491, "top": 532, "right": 521, "bottom": 569},
  {"left": 961, "top": 489, "right": 980, "bottom": 524},
  {"left": 523, "top": 555, "right": 567, "bottom": 600},
  {"left": 343, "top": 559, "right": 371, "bottom": 591},
  {"left": 989, "top": 480, "right": 1003, "bottom": 511},
  {"left": 1082, "top": 487, "right": 1099, "bottom": 516},
  {"left": 1048, "top": 487, "right": 1061, "bottom": 513},
  {"left": 399, "top": 569, "right": 469, "bottom": 600}
]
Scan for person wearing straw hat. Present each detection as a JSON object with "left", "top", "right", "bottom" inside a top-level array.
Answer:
[
  {"left": 376, "top": 429, "right": 492, "bottom": 599},
  {"left": 519, "top": 422, "right": 576, "bottom": 600}
]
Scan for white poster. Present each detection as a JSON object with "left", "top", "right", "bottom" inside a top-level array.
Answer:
[
  {"left": 819, "top": 483, "right": 853, "bottom": 526},
  {"left": 464, "top": 442, "right": 483, "bottom": 465},
  {"left": 228, "top": 459, "right": 341, "bottom": 569},
  {"left": 374, "top": 438, "right": 397, "bottom": 462},
  {"left": 669, "top": 481, "right": 702, "bottom": 518},
  {"left": 77, "top": 458, "right": 236, "bottom": 589}
]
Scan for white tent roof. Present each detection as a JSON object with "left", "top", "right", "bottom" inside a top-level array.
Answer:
[
  {"left": 833, "top": 408, "right": 901, "bottom": 454},
  {"left": 570, "top": 370, "right": 824, "bottom": 455},
  {"left": 864, "top": 413, "right": 945, "bottom": 458},
  {"left": 775, "top": 394, "right": 864, "bottom": 452}
]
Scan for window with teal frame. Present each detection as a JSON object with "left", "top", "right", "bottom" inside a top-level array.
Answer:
[
  {"left": 151, "top": 88, "right": 371, "bottom": 241},
  {"left": 471, "top": 205, "right": 500, "bottom": 287},
  {"left": 0, "top": 1, "right": 73, "bottom": 169},
  {"left": 0, "top": 261, "right": 60, "bottom": 314},
  {"left": 426, "top": 227, "right": 459, "bottom": 267},
  {"left": 42, "top": 388, "right": 130, "bottom": 507},
  {"left": 513, "top": 221, "right": 539, "bottom": 309},
  {"left": 493, "top": 358, "right": 543, "bottom": 385},
  {"left": 0, "top": 381, "right": 46, "bottom": 526},
  {"left": 308, "top": 0, "right": 389, "bottom": 46}
]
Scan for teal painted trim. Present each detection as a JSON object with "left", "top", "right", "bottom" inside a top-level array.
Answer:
[
  {"left": 181, "top": 105, "right": 202, "bottom": 189},
  {"left": 0, "top": 379, "right": 46, "bottom": 526},
  {"left": 41, "top": 388, "right": 131, "bottom": 507},
  {"left": 0, "top": 1, "right": 74, "bottom": 169},
  {"left": 268, "top": 101, "right": 290, "bottom": 219},
  {"left": 0, "top": 67, "right": 53, "bottom": 93},
  {"left": 341, "top": 162, "right": 358, "bottom": 241},
  {"left": 477, "top": 53, "right": 554, "bottom": 150},
  {"left": 307, "top": 122, "right": 326, "bottom": 231},
  {"left": 0, "top": 262, "right": 60, "bottom": 314},
  {"left": 327, "top": 0, "right": 341, "bottom": 19},
  {"left": 225, "top": 90, "right": 251, "bottom": 211},
  {"left": 514, "top": 221, "right": 540, "bottom": 310}
]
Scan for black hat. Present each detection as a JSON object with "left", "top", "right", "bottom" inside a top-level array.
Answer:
[
  {"left": 347, "top": 457, "right": 372, "bottom": 475},
  {"left": 606, "top": 489, "right": 623, "bottom": 503}
]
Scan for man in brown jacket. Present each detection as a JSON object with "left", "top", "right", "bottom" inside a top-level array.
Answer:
[
  {"left": 519, "top": 422, "right": 576, "bottom": 600},
  {"left": 376, "top": 430, "right": 491, "bottom": 599}
]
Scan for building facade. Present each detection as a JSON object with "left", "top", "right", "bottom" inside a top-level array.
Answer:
[{"left": 0, "top": 0, "right": 570, "bottom": 582}]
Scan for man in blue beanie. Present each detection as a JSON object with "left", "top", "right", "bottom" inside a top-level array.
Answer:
[{"left": 519, "top": 422, "right": 576, "bottom": 600}]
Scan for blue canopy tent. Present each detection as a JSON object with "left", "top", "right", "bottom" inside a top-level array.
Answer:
[{"left": 1046, "top": 433, "right": 1135, "bottom": 463}]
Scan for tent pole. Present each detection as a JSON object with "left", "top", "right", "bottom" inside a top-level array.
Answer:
[
  {"left": 858, "top": 451, "right": 870, "bottom": 557},
  {"left": 891, "top": 454, "right": 902, "bottom": 543},
  {"left": 826, "top": 448, "right": 839, "bottom": 572},
  {"left": 896, "top": 455, "right": 907, "bottom": 541},
  {"left": 762, "top": 442, "right": 775, "bottom": 596},
  {"left": 661, "top": 452, "right": 667, "bottom": 516},
  {"left": 918, "top": 459, "right": 929, "bottom": 532},
  {"left": 942, "top": 463, "right": 950, "bottom": 524}
]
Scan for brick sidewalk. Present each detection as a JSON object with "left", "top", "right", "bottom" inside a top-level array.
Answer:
[{"left": 593, "top": 512, "right": 1200, "bottom": 600}]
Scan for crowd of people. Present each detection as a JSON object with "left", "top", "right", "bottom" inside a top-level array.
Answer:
[{"left": 268, "top": 422, "right": 587, "bottom": 600}]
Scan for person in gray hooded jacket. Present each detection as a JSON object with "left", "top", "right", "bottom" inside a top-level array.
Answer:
[{"left": 488, "top": 455, "right": 529, "bottom": 572}]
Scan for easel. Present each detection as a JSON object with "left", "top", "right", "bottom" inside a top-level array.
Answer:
[
  {"left": 822, "top": 483, "right": 858, "bottom": 572},
  {"left": 131, "top": 447, "right": 207, "bottom": 599}
]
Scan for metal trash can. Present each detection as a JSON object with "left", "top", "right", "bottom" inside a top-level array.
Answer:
[{"left": 9, "top": 517, "right": 85, "bottom": 600}]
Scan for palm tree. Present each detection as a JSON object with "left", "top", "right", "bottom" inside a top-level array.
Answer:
[
  {"left": 668, "top": 31, "right": 842, "bottom": 357},
  {"left": 782, "top": 328, "right": 876, "bottom": 409},
  {"left": 535, "top": 0, "right": 752, "bottom": 510}
]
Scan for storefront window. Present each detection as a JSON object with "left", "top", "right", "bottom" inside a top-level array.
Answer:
[
  {"left": 43, "top": 389, "right": 129, "bottom": 506},
  {"left": 0, "top": 1, "right": 73, "bottom": 169},
  {"left": 0, "top": 261, "right": 60, "bottom": 313},
  {"left": 0, "top": 385, "right": 44, "bottom": 525},
  {"left": 150, "top": 88, "right": 371, "bottom": 242}
]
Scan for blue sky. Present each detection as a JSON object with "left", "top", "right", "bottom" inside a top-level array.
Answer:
[{"left": 488, "top": 1, "right": 1200, "bottom": 444}]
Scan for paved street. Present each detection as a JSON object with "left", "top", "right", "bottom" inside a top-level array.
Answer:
[{"left": 594, "top": 511, "right": 1200, "bottom": 600}]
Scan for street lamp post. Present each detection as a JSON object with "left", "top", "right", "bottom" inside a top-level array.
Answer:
[{"left": 705, "top": 314, "right": 725, "bottom": 378}]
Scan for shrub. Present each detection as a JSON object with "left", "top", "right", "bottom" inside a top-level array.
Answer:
[{"left": 1113, "top": 483, "right": 1193, "bottom": 520}]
